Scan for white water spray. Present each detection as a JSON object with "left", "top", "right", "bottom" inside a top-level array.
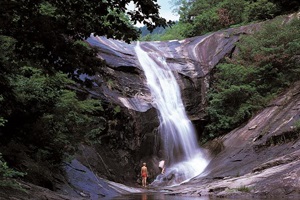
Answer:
[{"left": 135, "top": 42, "right": 209, "bottom": 185}]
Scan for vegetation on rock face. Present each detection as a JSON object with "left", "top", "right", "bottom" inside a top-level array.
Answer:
[
  {"left": 204, "top": 17, "right": 300, "bottom": 140},
  {"left": 141, "top": 0, "right": 300, "bottom": 41},
  {"left": 0, "top": 0, "right": 168, "bottom": 189},
  {"left": 139, "top": 0, "right": 300, "bottom": 142},
  {"left": 0, "top": 153, "right": 26, "bottom": 190},
  {"left": 0, "top": 0, "right": 299, "bottom": 190},
  {"left": 294, "top": 120, "right": 300, "bottom": 133}
]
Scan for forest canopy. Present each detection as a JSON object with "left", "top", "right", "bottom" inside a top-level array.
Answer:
[
  {"left": 140, "top": 0, "right": 300, "bottom": 41},
  {"left": 0, "top": 0, "right": 168, "bottom": 188},
  {"left": 1, "top": 0, "right": 299, "bottom": 190},
  {"left": 204, "top": 16, "right": 300, "bottom": 141}
]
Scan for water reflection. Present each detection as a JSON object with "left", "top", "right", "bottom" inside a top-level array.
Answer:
[
  {"left": 142, "top": 193, "right": 147, "bottom": 200},
  {"left": 108, "top": 193, "right": 292, "bottom": 200},
  {"left": 109, "top": 193, "right": 209, "bottom": 200}
]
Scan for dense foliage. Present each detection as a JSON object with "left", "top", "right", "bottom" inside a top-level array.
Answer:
[
  {"left": 139, "top": 0, "right": 300, "bottom": 142},
  {"left": 204, "top": 17, "right": 300, "bottom": 140},
  {"left": 141, "top": 0, "right": 300, "bottom": 41},
  {"left": 0, "top": 0, "right": 168, "bottom": 189},
  {"left": 0, "top": 153, "right": 25, "bottom": 190},
  {"left": 1, "top": 0, "right": 299, "bottom": 189}
]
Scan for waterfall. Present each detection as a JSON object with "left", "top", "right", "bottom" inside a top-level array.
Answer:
[{"left": 135, "top": 42, "right": 209, "bottom": 185}]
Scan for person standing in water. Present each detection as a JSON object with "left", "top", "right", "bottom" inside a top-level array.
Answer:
[{"left": 141, "top": 162, "right": 148, "bottom": 187}]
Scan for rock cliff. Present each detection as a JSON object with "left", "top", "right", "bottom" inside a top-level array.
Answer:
[
  {"left": 164, "top": 80, "right": 300, "bottom": 199},
  {"left": 57, "top": 13, "right": 300, "bottom": 199},
  {"left": 2, "top": 13, "right": 300, "bottom": 199},
  {"left": 73, "top": 23, "right": 262, "bottom": 188},
  {"left": 23, "top": 22, "right": 259, "bottom": 199}
]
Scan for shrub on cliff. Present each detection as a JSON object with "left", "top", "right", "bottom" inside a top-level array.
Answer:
[
  {"left": 0, "top": 153, "right": 25, "bottom": 190},
  {"left": 0, "top": 0, "right": 169, "bottom": 188},
  {"left": 205, "top": 17, "right": 300, "bottom": 139},
  {"left": 151, "top": 0, "right": 299, "bottom": 41}
]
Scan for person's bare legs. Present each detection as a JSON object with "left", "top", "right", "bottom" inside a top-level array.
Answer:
[
  {"left": 142, "top": 177, "right": 147, "bottom": 187},
  {"left": 141, "top": 163, "right": 148, "bottom": 187}
]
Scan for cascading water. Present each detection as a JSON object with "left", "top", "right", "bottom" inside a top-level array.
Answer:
[{"left": 135, "top": 42, "right": 209, "bottom": 186}]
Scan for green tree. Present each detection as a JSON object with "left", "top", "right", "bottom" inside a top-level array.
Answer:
[
  {"left": 269, "top": 0, "right": 300, "bottom": 13},
  {"left": 205, "top": 17, "right": 300, "bottom": 139},
  {"left": 0, "top": 0, "right": 169, "bottom": 78},
  {"left": 0, "top": 0, "right": 170, "bottom": 187},
  {"left": 237, "top": 18, "right": 300, "bottom": 92},
  {"left": 206, "top": 64, "right": 261, "bottom": 137},
  {"left": 163, "top": 0, "right": 298, "bottom": 39},
  {"left": 0, "top": 153, "right": 26, "bottom": 190},
  {"left": 0, "top": 35, "right": 18, "bottom": 134},
  {"left": 6, "top": 66, "right": 103, "bottom": 161},
  {"left": 244, "top": 0, "right": 279, "bottom": 22},
  {"left": 159, "top": 22, "right": 191, "bottom": 40},
  {"left": 0, "top": 66, "right": 105, "bottom": 187}
]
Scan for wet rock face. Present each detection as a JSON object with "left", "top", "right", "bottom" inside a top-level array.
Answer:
[
  {"left": 87, "top": 24, "right": 261, "bottom": 119},
  {"left": 76, "top": 14, "right": 300, "bottom": 198},
  {"left": 164, "top": 81, "right": 300, "bottom": 199},
  {"left": 75, "top": 24, "right": 262, "bottom": 186},
  {"left": 204, "top": 81, "right": 300, "bottom": 179},
  {"left": 3, "top": 13, "right": 300, "bottom": 199}
]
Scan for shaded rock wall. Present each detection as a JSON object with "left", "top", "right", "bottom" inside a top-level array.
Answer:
[
  {"left": 68, "top": 13, "right": 300, "bottom": 198},
  {"left": 86, "top": 23, "right": 261, "bottom": 117},
  {"left": 2, "top": 12, "right": 300, "bottom": 200},
  {"left": 76, "top": 24, "right": 263, "bottom": 185}
]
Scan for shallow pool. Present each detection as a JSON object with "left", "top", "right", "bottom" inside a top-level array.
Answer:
[{"left": 107, "top": 193, "right": 210, "bottom": 200}]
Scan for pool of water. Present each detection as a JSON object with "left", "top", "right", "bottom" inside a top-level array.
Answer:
[
  {"left": 103, "top": 192, "right": 300, "bottom": 200},
  {"left": 108, "top": 193, "right": 209, "bottom": 200}
]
